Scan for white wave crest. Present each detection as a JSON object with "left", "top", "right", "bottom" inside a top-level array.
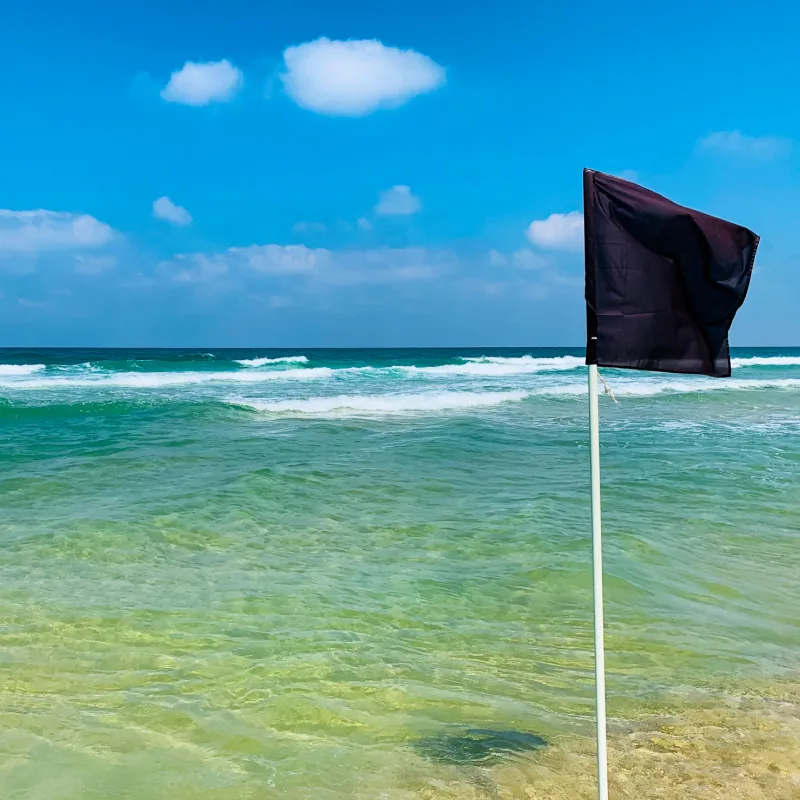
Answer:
[
  {"left": 460, "top": 355, "right": 584, "bottom": 371},
  {"left": 232, "top": 390, "right": 528, "bottom": 416},
  {"left": 0, "top": 364, "right": 45, "bottom": 376},
  {"left": 235, "top": 356, "right": 309, "bottom": 367},
  {"left": 535, "top": 378, "right": 800, "bottom": 397},
  {"left": 732, "top": 356, "right": 800, "bottom": 368},
  {"left": 400, "top": 356, "right": 583, "bottom": 377},
  {"left": 0, "top": 367, "right": 332, "bottom": 390}
]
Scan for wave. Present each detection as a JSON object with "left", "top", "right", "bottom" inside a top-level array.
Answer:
[
  {"left": 731, "top": 356, "right": 800, "bottom": 368},
  {"left": 536, "top": 377, "right": 800, "bottom": 397},
  {"left": 460, "top": 355, "right": 584, "bottom": 371},
  {"left": 0, "top": 367, "right": 333, "bottom": 390},
  {"left": 0, "top": 364, "right": 45, "bottom": 376},
  {"left": 235, "top": 356, "right": 309, "bottom": 367},
  {"left": 400, "top": 357, "right": 584, "bottom": 377},
  {"left": 231, "top": 390, "right": 528, "bottom": 416}
]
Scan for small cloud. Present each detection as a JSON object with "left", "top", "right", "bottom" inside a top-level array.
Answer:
[
  {"left": 0, "top": 209, "right": 114, "bottom": 256},
  {"left": 18, "top": 297, "right": 46, "bottom": 308},
  {"left": 280, "top": 38, "right": 445, "bottom": 116},
  {"left": 168, "top": 252, "right": 229, "bottom": 283},
  {"left": 375, "top": 185, "right": 421, "bottom": 216},
  {"left": 75, "top": 254, "right": 117, "bottom": 275},
  {"left": 463, "top": 278, "right": 508, "bottom": 297},
  {"left": 153, "top": 196, "right": 193, "bottom": 226},
  {"left": 488, "top": 249, "right": 507, "bottom": 267},
  {"left": 121, "top": 272, "right": 158, "bottom": 289},
  {"left": 511, "top": 248, "right": 548, "bottom": 270},
  {"left": 526, "top": 211, "right": 584, "bottom": 251},
  {"left": 699, "top": 131, "right": 791, "bottom": 160},
  {"left": 267, "top": 295, "right": 292, "bottom": 309},
  {"left": 357, "top": 217, "right": 373, "bottom": 231},
  {"left": 292, "top": 221, "right": 326, "bottom": 234},
  {"left": 164, "top": 244, "right": 455, "bottom": 286},
  {"left": 161, "top": 59, "right": 243, "bottom": 106}
]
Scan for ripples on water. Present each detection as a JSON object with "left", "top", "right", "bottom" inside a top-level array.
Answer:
[{"left": 0, "top": 348, "right": 798, "bottom": 798}]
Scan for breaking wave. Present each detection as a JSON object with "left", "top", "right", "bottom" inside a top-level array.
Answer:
[
  {"left": 0, "top": 364, "right": 45, "bottom": 376},
  {"left": 731, "top": 355, "right": 800, "bottom": 368},
  {"left": 400, "top": 356, "right": 584, "bottom": 377},
  {"left": 0, "top": 368, "right": 333, "bottom": 390},
  {"left": 231, "top": 391, "right": 529, "bottom": 416},
  {"left": 537, "top": 377, "right": 800, "bottom": 397},
  {"left": 235, "top": 356, "right": 309, "bottom": 367},
  {"left": 460, "top": 355, "right": 584, "bottom": 370}
]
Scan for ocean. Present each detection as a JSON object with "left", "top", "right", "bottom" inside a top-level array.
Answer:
[{"left": 1, "top": 347, "right": 799, "bottom": 799}]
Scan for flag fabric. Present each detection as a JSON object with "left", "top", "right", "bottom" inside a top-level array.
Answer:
[{"left": 584, "top": 169, "right": 759, "bottom": 377}]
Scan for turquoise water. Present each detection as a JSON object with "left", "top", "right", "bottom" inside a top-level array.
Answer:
[{"left": 1, "top": 348, "right": 799, "bottom": 798}]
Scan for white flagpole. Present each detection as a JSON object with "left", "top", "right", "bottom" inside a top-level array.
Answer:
[{"left": 588, "top": 363, "right": 609, "bottom": 800}]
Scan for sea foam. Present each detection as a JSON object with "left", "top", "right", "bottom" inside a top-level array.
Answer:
[
  {"left": 534, "top": 377, "right": 800, "bottom": 397},
  {"left": 0, "top": 367, "right": 332, "bottom": 390},
  {"left": 235, "top": 356, "right": 309, "bottom": 366},
  {"left": 0, "top": 364, "right": 45, "bottom": 376},
  {"left": 400, "top": 356, "right": 584, "bottom": 377},
  {"left": 460, "top": 355, "right": 584, "bottom": 370},
  {"left": 731, "top": 356, "right": 800, "bottom": 368},
  {"left": 231, "top": 391, "right": 529, "bottom": 416}
]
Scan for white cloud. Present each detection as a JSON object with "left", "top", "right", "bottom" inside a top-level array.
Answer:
[
  {"left": 153, "top": 196, "right": 193, "bottom": 226},
  {"left": 165, "top": 244, "right": 454, "bottom": 285},
  {"left": 266, "top": 295, "right": 291, "bottom": 309},
  {"left": 74, "top": 254, "right": 117, "bottom": 275},
  {"left": 292, "top": 221, "right": 326, "bottom": 233},
  {"left": 280, "top": 38, "right": 445, "bottom": 116},
  {"left": 161, "top": 59, "right": 243, "bottom": 106},
  {"left": 616, "top": 169, "right": 639, "bottom": 182},
  {"left": 488, "top": 249, "right": 507, "bottom": 267},
  {"left": 0, "top": 210, "right": 114, "bottom": 256},
  {"left": 170, "top": 253, "right": 230, "bottom": 284},
  {"left": 526, "top": 211, "right": 584, "bottom": 251},
  {"left": 375, "top": 185, "right": 421, "bottom": 216},
  {"left": 462, "top": 278, "right": 507, "bottom": 297},
  {"left": 511, "top": 248, "right": 548, "bottom": 269},
  {"left": 699, "top": 131, "right": 791, "bottom": 160}
]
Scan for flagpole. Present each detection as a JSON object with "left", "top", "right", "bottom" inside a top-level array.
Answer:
[{"left": 588, "top": 363, "right": 609, "bottom": 800}]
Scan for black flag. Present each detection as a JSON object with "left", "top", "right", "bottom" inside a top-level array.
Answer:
[{"left": 584, "top": 169, "right": 759, "bottom": 377}]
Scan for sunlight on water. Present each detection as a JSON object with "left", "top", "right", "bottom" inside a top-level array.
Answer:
[{"left": 0, "top": 348, "right": 798, "bottom": 798}]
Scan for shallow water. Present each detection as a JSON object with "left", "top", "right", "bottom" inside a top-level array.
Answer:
[{"left": 0, "top": 347, "right": 798, "bottom": 798}]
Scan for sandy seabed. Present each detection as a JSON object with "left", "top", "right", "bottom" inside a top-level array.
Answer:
[{"left": 377, "top": 681, "right": 800, "bottom": 800}]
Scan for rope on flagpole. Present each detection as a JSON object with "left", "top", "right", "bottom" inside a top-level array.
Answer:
[
  {"left": 588, "top": 363, "right": 609, "bottom": 800},
  {"left": 598, "top": 371, "right": 617, "bottom": 404}
]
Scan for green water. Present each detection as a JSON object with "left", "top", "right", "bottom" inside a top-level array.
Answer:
[{"left": 1, "top": 348, "right": 798, "bottom": 798}]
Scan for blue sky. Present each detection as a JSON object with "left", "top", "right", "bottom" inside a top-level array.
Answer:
[{"left": 1, "top": 0, "right": 798, "bottom": 347}]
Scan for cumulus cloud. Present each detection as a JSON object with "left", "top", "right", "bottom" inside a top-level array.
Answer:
[
  {"left": 375, "top": 185, "right": 422, "bottom": 216},
  {"left": 153, "top": 196, "right": 193, "bottom": 226},
  {"left": 0, "top": 210, "right": 114, "bottom": 256},
  {"left": 699, "top": 131, "right": 791, "bottom": 160},
  {"left": 526, "top": 211, "right": 584, "bottom": 251},
  {"left": 280, "top": 38, "right": 445, "bottom": 116},
  {"left": 164, "top": 244, "right": 454, "bottom": 285},
  {"left": 161, "top": 59, "right": 243, "bottom": 106}
]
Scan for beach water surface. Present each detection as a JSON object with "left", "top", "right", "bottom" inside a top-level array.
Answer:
[{"left": 1, "top": 348, "right": 798, "bottom": 798}]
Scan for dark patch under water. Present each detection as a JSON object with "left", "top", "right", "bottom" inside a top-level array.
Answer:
[{"left": 414, "top": 728, "right": 548, "bottom": 765}]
